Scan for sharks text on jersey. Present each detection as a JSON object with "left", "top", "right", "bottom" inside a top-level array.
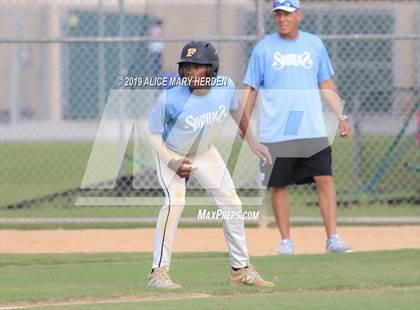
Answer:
[
  {"left": 185, "top": 105, "right": 227, "bottom": 131},
  {"left": 272, "top": 51, "right": 314, "bottom": 70}
]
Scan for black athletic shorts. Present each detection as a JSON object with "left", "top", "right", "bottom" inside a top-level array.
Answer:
[{"left": 260, "top": 137, "right": 332, "bottom": 187}]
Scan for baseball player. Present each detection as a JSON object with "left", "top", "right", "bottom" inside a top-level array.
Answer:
[
  {"left": 242, "top": 0, "right": 352, "bottom": 255},
  {"left": 146, "top": 41, "right": 273, "bottom": 288}
]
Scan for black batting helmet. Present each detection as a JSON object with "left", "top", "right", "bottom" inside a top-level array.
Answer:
[{"left": 177, "top": 41, "right": 219, "bottom": 78}]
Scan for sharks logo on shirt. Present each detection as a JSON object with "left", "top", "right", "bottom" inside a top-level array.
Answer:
[
  {"left": 272, "top": 51, "right": 314, "bottom": 70},
  {"left": 184, "top": 105, "right": 227, "bottom": 131}
]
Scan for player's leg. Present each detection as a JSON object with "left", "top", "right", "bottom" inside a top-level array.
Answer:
[
  {"left": 148, "top": 152, "right": 186, "bottom": 288},
  {"left": 152, "top": 152, "right": 186, "bottom": 269},
  {"left": 193, "top": 146, "right": 249, "bottom": 268},
  {"left": 192, "top": 146, "right": 273, "bottom": 287}
]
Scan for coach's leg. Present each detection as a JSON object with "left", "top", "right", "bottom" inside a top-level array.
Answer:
[
  {"left": 314, "top": 175, "right": 337, "bottom": 237},
  {"left": 271, "top": 187, "right": 292, "bottom": 240},
  {"left": 152, "top": 153, "right": 186, "bottom": 269},
  {"left": 193, "top": 147, "right": 250, "bottom": 268}
]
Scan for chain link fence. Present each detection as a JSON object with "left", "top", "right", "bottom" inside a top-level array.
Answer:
[{"left": 1, "top": 0, "right": 419, "bottom": 227}]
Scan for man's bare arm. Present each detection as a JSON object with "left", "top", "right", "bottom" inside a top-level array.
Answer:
[
  {"left": 243, "top": 85, "right": 258, "bottom": 121},
  {"left": 319, "top": 79, "right": 351, "bottom": 137},
  {"left": 230, "top": 101, "right": 272, "bottom": 165},
  {"left": 319, "top": 79, "right": 343, "bottom": 116}
]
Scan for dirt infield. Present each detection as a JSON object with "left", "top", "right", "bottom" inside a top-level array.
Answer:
[{"left": 1, "top": 226, "right": 419, "bottom": 255}]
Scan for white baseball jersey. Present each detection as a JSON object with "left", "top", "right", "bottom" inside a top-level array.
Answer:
[{"left": 148, "top": 78, "right": 250, "bottom": 270}]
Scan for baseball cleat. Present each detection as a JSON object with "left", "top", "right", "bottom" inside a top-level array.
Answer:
[
  {"left": 146, "top": 267, "right": 182, "bottom": 289},
  {"left": 277, "top": 239, "right": 294, "bottom": 255},
  {"left": 229, "top": 265, "right": 274, "bottom": 287},
  {"left": 326, "top": 235, "right": 353, "bottom": 253}
]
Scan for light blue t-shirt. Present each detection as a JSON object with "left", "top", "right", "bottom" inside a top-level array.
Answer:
[
  {"left": 148, "top": 76, "right": 238, "bottom": 155},
  {"left": 243, "top": 31, "right": 335, "bottom": 143}
]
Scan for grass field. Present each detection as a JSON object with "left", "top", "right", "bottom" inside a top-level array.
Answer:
[
  {"left": 26, "top": 289, "right": 420, "bottom": 310},
  {"left": 0, "top": 199, "right": 418, "bottom": 219},
  {"left": 0, "top": 249, "right": 419, "bottom": 309}
]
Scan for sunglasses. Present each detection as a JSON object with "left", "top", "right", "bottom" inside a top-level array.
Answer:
[{"left": 272, "top": 1, "right": 299, "bottom": 10}]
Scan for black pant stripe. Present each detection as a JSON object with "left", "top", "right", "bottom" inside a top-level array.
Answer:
[{"left": 156, "top": 153, "right": 171, "bottom": 268}]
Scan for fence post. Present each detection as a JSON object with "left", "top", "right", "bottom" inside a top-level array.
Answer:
[
  {"left": 98, "top": 0, "right": 106, "bottom": 114},
  {"left": 118, "top": 0, "right": 127, "bottom": 178},
  {"left": 10, "top": 11, "right": 21, "bottom": 124},
  {"left": 256, "top": 0, "right": 269, "bottom": 228},
  {"left": 352, "top": 91, "right": 362, "bottom": 192}
]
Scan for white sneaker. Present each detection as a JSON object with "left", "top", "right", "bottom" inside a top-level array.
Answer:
[
  {"left": 326, "top": 235, "right": 353, "bottom": 253},
  {"left": 146, "top": 267, "right": 182, "bottom": 289},
  {"left": 277, "top": 239, "right": 294, "bottom": 255}
]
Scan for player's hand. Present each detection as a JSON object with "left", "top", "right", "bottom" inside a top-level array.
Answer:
[
  {"left": 167, "top": 158, "right": 197, "bottom": 178},
  {"left": 237, "top": 128, "right": 245, "bottom": 140},
  {"left": 339, "top": 120, "right": 351, "bottom": 137},
  {"left": 249, "top": 142, "right": 272, "bottom": 166}
]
